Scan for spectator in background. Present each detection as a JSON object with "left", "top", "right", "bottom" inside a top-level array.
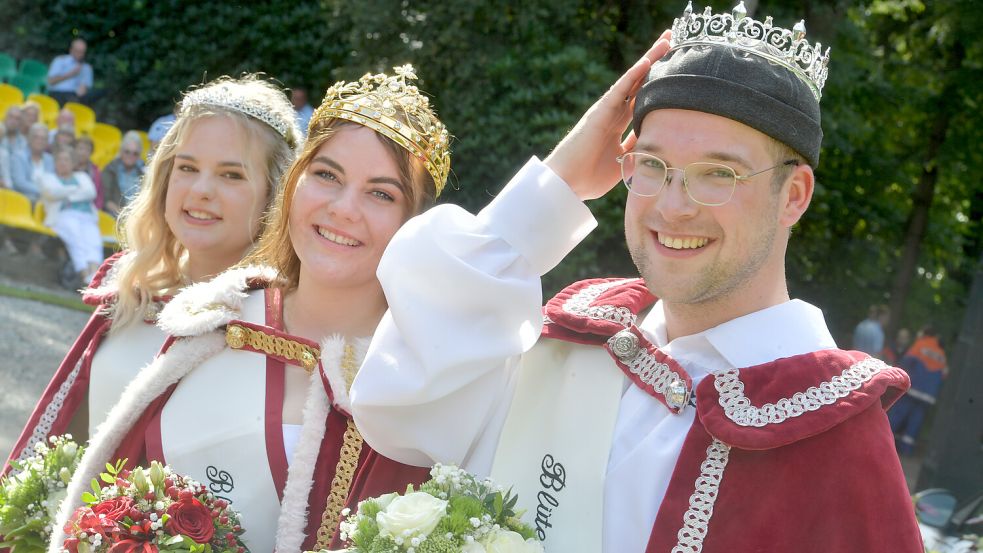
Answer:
[
  {"left": 889, "top": 327, "right": 948, "bottom": 455},
  {"left": 47, "top": 38, "right": 95, "bottom": 106},
  {"left": 75, "top": 135, "right": 103, "bottom": 209},
  {"left": 101, "top": 130, "right": 145, "bottom": 215},
  {"left": 38, "top": 147, "right": 103, "bottom": 287},
  {"left": 10, "top": 123, "right": 54, "bottom": 202},
  {"left": 20, "top": 102, "right": 40, "bottom": 138},
  {"left": 4, "top": 106, "right": 27, "bottom": 157},
  {"left": 853, "top": 304, "right": 889, "bottom": 358},
  {"left": 147, "top": 112, "right": 175, "bottom": 156},
  {"left": 882, "top": 327, "right": 912, "bottom": 365},
  {"left": 0, "top": 123, "right": 11, "bottom": 188},
  {"left": 291, "top": 86, "right": 313, "bottom": 136},
  {"left": 49, "top": 108, "right": 76, "bottom": 144},
  {"left": 20, "top": 100, "right": 40, "bottom": 152},
  {"left": 51, "top": 127, "right": 76, "bottom": 152}
]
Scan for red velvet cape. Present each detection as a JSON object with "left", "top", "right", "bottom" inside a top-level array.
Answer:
[
  {"left": 3, "top": 252, "right": 126, "bottom": 476},
  {"left": 543, "top": 278, "right": 923, "bottom": 553}
]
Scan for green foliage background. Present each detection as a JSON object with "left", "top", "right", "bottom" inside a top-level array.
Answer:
[{"left": 3, "top": 0, "right": 980, "bottom": 345}]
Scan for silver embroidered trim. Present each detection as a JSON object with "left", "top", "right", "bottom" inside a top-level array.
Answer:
[
  {"left": 607, "top": 333, "right": 682, "bottom": 397},
  {"left": 672, "top": 439, "right": 730, "bottom": 553},
  {"left": 561, "top": 278, "right": 639, "bottom": 326},
  {"left": 18, "top": 356, "right": 85, "bottom": 461},
  {"left": 714, "top": 356, "right": 887, "bottom": 427}
]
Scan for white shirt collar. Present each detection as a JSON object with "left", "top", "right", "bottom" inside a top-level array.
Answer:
[{"left": 638, "top": 299, "right": 837, "bottom": 372}]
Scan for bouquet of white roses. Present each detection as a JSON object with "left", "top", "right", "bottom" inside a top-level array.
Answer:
[
  {"left": 0, "top": 435, "right": 85, "bottom": 552},
  {"left": 328, "top": 464, "right": 542, "bottom": 553}
]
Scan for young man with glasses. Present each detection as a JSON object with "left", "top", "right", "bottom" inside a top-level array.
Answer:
[{"left": 353, "top": 5, "right": 921, "bottom": 552}]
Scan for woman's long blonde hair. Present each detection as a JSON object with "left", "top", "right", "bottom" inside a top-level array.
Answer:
[
  {"left": 244, "top": 117, "right": 438, "bottom": 290},
  {"left": 104, "top": 75, "right": 300, "bottom": 330}
]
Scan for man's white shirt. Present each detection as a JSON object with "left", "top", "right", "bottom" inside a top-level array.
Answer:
[{"left": 353, "top": 157, "right": 837, "bottom": 552}]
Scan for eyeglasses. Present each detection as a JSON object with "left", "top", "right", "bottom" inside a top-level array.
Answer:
[{"left": 616, "top": 152, "right": 799, "bottom": 207}]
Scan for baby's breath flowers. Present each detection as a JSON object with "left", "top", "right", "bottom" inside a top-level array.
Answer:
[{"left": 0, "top": 434, "right": 84, "bottom": 550}]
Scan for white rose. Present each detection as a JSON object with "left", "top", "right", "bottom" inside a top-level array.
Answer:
[
  {"left": 481, "top": 530, "right": 544, "bottom": 553},
  {"left": 375, "top": 492, "right": 447, "bottom": 539},
  {"left": 362, "top": 492, "right": 399, "bottom": 513},
  {"left": 461, "top": 541, "right": 488, "bottom": 553}
]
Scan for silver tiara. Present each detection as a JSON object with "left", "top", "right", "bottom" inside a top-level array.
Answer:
[
  {"left": 181, "top": 84, "right": 291, "bottom": 138},
  {"left": 671, "top": 2, "right": 831, "bottom": 99}
]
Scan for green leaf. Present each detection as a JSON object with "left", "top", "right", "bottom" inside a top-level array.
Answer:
[{"left": 81, "top": 491, "right": 98, "bottom": 504}]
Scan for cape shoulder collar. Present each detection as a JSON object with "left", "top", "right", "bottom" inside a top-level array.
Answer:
[
  {"left": 158, "top": 264, "right": 279, "bottom": 337},
  {"left": 698, "top": 349, "right": 910, "bottom": 449},
  {"left": 542, "top": 277, "right": 655, "bottom": 344},
  {"left": 542, "top": 278, "right": 911, "bottom": 449},
  {"left": 81, "top": 250, "right": 129, "bottom": 307}
]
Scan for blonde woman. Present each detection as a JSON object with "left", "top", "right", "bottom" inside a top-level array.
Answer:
[
  {"left": 50, "top": 66, "right": 450, "bottom": 553},
  {"left": 5, "top": 75, "right": 300, "bottom": 472}
]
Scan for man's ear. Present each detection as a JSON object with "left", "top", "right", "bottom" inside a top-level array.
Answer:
[{"left": 779, "top": 164, "right": 814, "bottom": 229}]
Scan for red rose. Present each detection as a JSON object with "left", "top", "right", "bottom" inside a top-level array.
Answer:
[
  {"left": 67, "top": 506, "right": 118, "bottom": 537},
  {"left": 63, "top": 537, "right": 80, "bottom": 553},
  {"left": 92, "top": 496, "right": 135, "bottom": 523},
  {"left": 107, "top": 539, "right": 159, "bottom": 553},
  {"left": 165, "top": 497, "right": 215, "bottom": 543}
]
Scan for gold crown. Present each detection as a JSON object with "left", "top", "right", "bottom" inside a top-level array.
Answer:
[{"left": 312, "top": 64, "right": 451, "bottom": 197}]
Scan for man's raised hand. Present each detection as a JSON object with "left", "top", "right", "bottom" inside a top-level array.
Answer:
[{"left": 545, "top": 30, "right": 671, "bottom": 201}]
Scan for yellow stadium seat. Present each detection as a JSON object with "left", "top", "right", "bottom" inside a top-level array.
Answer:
[
  {"left": 30, "top": 201, "right": 58, "bottom": 237},
  {"left": 98, "top": 209, "right": 119, "bottom": 249},
  {"left": 93, "top": 149, "right": 114, "bottom": 169},
  {"left": 28, "top": 93, "right": 60, "bottom": 129},
  {"left": 0, "top": 189, "right": 54, "bottom": 236},
  {"left": 64, "top": 101, "right": 96, "bottom": 136},
  {"left": 0, "top": 83, "right": 24, "bottom": 107},
  {"left": 135, "top": 130, "right": 151, "bottom": 159},
  {"left": 92, "top": 122, "right": 122, "bottom": 158}
]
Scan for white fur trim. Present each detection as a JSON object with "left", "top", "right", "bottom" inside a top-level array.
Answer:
[
  {"left": 273, "top": 337, "right": 339, "bottom": 553},
  {"left": 47, "top": 332, "right": 227, "bottom": 553},
  {"left": 158, "top": 265, "right": 278, "bottom": 336},
  {"left": 320, "top": 336, "right": 370, "bottom": 415},
  {"left": 83, "top": 251, "right": 133, "bottom": 299}
]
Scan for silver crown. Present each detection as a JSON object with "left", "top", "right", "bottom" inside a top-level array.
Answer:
[
  {"left": 671, "top": 1, "right": 831, "bottom": 99},
  {"left": 181, "top": 85, "right": 292, "bottom": 138}
]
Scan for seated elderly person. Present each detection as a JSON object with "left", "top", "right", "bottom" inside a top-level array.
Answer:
[
  {"left": 51, "top": 127, "right": 76, "bottom": 152},
  {"left": 48, "top": 108, "right": 76, "bottom": 144},
  {"left": 10, "top": 123, "right": 54, "bottom": 202},
  {"left": 4, "top": 106, "right": 27, "bottom": 157},
  {"left": 0, "top": 123, "right": 11, "bottom": 189},
  {"left": 101, "top": 130, "right": 144, "bottom": 215},
  {"left": 39, "top": 147, "right": 103, "bottom": 285},
  {"left": 74, "top": 135, "right": 104, "bottom": 209}
]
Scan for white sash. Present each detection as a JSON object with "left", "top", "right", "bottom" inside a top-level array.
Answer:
[
  {"left": 160, "top": 293, "right": 281, "bottom": 553},
  {"left": 490, "top": 339, "right": 624, "bottom": 553},
  {"left": 89, "top": 319, "right": 167, "bottom": 434}
]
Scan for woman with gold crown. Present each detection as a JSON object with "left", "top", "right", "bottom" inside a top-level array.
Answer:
[
  {"left": 46, "top": 65, "right": 451, "bottom": 553},
  {"left": 4, "top": 75, "right": 300, "bottom": 473}
]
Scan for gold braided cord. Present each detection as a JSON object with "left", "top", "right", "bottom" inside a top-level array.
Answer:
[
  {"left": 315, "top": 345, "right": 364, "bottom": 549},
  {"left": 312, "top": 64, "right": 450, "bottom": 196},
  {"left": 225, "top": 323, "right": 320, "bottom": 372}
]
